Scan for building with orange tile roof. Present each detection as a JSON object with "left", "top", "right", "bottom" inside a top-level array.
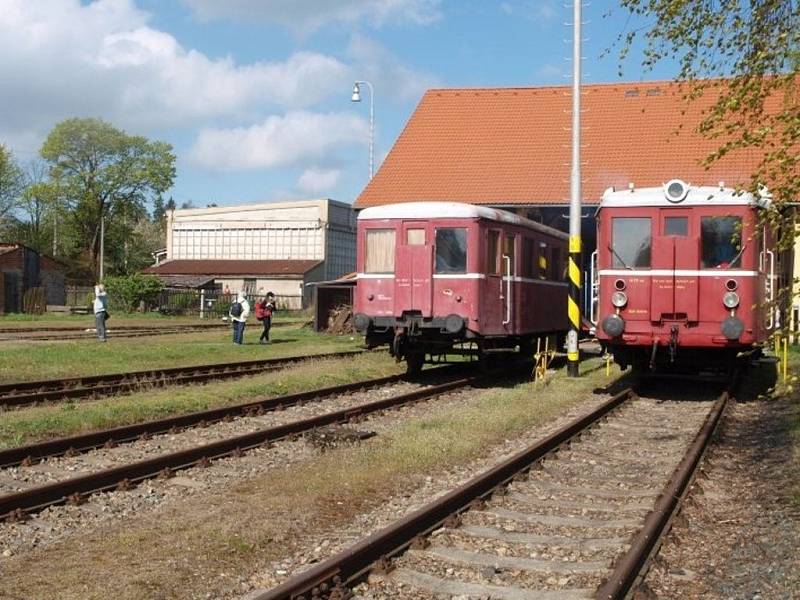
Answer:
[{"left": 356, "top": 80, "right": 763, "bottom": 213}]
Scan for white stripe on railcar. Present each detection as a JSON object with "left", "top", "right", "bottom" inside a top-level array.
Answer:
[{"left": 598, "top": 269, "right": 759, "bottom": 277}]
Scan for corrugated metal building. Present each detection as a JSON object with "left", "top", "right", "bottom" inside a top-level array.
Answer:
[{"left": 148, "top": 199, "right": 356, "bottom": 307}]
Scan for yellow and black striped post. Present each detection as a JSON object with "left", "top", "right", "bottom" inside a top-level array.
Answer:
[
  {"left": 567, "top": 236, "right": 581, "bottom": 376},
  {"left": 567, "top": 0, "right": 582, "bottom": 377}
]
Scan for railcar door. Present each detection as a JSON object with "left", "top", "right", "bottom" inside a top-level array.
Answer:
[
  {"left": 395, "top": 224, "right": 433, "bottom": 316},
  {"left": 651, "top": 212, "right": 699, "bottom": 322},
  {"left": 482, "top": 228, "right": 504, "bottom": 333},
  {"left": 501, "top": 233, "right": 517, "bottom": 331}
]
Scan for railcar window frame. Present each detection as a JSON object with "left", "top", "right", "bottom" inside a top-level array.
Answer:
[
  {"left": 434, "top": 227, "right": 468, "bottom": 274},
  {"left": 503, "top": 234, "right": 516, "bottom": 276},
  {"left": 522, "top": 237, "right": 536, "bottom": 278},
  {"left": 700, "top": 216, "right": 743, "bottom": 269},
  {"left": 610, "top": 217, "right": 652, "bottom": 269},
  {"left": 487, "top": 229, "right": 501, "bottom": 275},
  {"left": 364, "top": 228, "right": 396, "bottom": 274}
]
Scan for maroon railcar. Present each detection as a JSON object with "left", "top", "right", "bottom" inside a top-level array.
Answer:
[
  {"left": 593, "top": 180, "right": 778, "bottom": 372},
  {"left": 353, "top": 202, "right": 568, "bottom": 372}
]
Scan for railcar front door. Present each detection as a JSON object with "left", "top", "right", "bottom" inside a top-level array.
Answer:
[
  {"left": 651, "top": 212, "right": 699, "bottom": 322},
  {"left": 395, "top": 225, "right": 433, "bottom": 317}
]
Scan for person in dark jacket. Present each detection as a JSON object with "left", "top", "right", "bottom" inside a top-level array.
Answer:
[{"left": 255, "top": 292, "right": 275, "bottom": 344}]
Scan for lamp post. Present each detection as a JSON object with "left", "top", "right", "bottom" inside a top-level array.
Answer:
[{"left": 351, "top": 80, "right": 374, "bottom": 179}]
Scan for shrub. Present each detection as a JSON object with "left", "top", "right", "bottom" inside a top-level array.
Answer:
[{"left": 104, "top": 274, "right": 164, "bottom": 312}]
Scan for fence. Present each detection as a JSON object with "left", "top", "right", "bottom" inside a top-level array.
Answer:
[
  {"left": 159, "top": 289, "right": 303, "bottom": 317},
  {"left": 66, "top": 285, "right": 94, "bottom": 309}
]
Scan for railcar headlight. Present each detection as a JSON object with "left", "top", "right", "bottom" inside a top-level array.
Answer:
[
  {"left": 611, "top": 291, "right": 628, "bottom": 308},
  {"left": 723, "top": 291, "right": 740, "bottom": 309}
]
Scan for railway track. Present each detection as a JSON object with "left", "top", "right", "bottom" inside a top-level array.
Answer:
[
  {"left": 0, "top": 366, "right": 489, "bottom": 521},
  {"left": 254, "top": 376, "right": 733, "bottom": 600},
  {"left": 0, "top": 350, "right": 367, "bottom": 409},
  {"left": 0, "top": 323, "right": 228, "bottom": 342}
]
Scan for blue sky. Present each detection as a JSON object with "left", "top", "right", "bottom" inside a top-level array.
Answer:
[{"left": 1, "top": 1, "right": 676, "bottom": 210}]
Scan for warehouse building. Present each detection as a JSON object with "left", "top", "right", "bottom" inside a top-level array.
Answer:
[
  {"left": 145, "top": 199, "right": 356, "bottom": 307},
  {"left": 0, "top": 242, "right": 67, "bottom": 313}
]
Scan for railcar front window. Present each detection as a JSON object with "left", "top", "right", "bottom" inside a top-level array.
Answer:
[
  {"left": 435, "top": 228, "right": 467, "bottom": 274},
  {"left": 611, "top": 217, "right": 651, "bottom": 268},
  {"left": 365, "top": 229, "right": 396, "bottom": 273},
  {"left": 701, "top": 216, "right": 742, "bottom": 268},
  {"left": 664, "top": 216, "right": 688, "bottom": 236}
]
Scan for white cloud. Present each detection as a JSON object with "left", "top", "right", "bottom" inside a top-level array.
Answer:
[
  {"left": 298, "top": 167, "right": 342, "bottom": 192},
  {"left": 189, "top": 111, "right": 368, "bottom": 171},
  {"left": 182, "top": 0, "right": 442, "bottom": 32},
  {"left": 0, "top": 0, "right": 350, "bottom": 138}
]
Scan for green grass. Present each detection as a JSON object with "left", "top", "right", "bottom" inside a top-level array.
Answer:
[
  {"left": 0, "top": 352, "right": 402, "bottom": 449},
  {"left": 0, "top": 325, "right": 361, "bottom": 382},
  {"left": 0, "top": 312, "right": 310, "bottom": 328},
  {"left": 0, "top": 356, "right": 623, "bottom": 600}
]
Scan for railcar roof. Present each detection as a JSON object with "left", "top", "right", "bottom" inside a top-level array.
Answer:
[
  {"left": 600, "top": 182, "right": 771, "bottom": 209},
  {"left": 357, "top": 201, "right": 568, "bottom": 239}
]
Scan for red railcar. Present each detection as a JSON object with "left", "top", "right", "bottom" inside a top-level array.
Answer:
[
  {"left": 593, "top": 180, "right": 778, "bottom": 372},
  {"left": 353, "top": 202, "right": 569, "bottom": 372}
]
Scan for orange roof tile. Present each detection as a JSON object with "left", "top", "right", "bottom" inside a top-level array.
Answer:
[{"left": 356, "top": 81, "right": 765, "bottom": 207}]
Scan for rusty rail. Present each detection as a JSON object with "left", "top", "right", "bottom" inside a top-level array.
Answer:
[
  {"left": 0, "top": 372, "right": 414, "bottom": 469},
  {"left": 594, "top": 389, "right": 730, "bottom": 599},
  {"left": 253, "top": 384, "right": 635, "bottom": 600},
  {"left": 0, "top": 374, "right": 474, "bottom": 520},
  {"left": 0, "top": 350, "right": 367, "bottom": 408}
]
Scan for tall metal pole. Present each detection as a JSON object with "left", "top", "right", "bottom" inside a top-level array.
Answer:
[
  {"left": 567, "top": 0, "right": 583, "bottom": 377},
  {"left": 99, "top": 215, "right": 105, "bottom": 281},
  {"left": 353, "top": 80, "right": 375, "bottom": 180}
]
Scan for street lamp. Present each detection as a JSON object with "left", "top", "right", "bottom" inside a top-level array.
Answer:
[{"left": 350, "top": 80, "right": 374, "bottom": 179}]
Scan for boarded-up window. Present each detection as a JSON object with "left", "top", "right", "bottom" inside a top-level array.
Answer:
[
  {"left": 487, "top": 230, "right": 500, "bottom": 275},
  {"left": 365, "top": 229, "right": 396, "bottom": 273},
  {"left": 406, "top": 228, "right": 426, "bottom": 245}
]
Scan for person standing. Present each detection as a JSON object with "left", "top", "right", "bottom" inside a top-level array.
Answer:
[
  {"left": 255, "top": 292, "right": 276, "bottom": 344},
  {"left": 93, "top": 284, "right": 108, "bottom": 342},
  {"left": 229, "top": 291, "right": 250, "bottom": 345}
]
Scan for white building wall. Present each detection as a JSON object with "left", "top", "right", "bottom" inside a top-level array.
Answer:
[{"left": 168, "top": 200, "right": 345, "bottom": 263}]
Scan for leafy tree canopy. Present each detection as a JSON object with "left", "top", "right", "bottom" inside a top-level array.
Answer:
[
  {"left": 40, "top": 118, "right": 176, "bottom": 276},
  {"left": 617, "top": 0, "right": 799, "bottom": 228},
  {"left": 0, "top": 144, "right": 23, "bottom": 224}
]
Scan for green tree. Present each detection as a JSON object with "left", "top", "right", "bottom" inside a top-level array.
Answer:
[
  {"left": 616, "top": 1, "right": 800, "bottom": 238},
  {"left": 40, "top": 118, "right": 176, "bottom": 278},
  {"left": 13, "top": 160, "right": 60, "bottom": 254},
  {"left": 104, "top": 273, "right": 164, "bottom": 312},
  {"left": 0, "top": 144, "right": 23, "bottom": 226}
]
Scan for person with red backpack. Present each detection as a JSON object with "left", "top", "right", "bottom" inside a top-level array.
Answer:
[{"left": 255, "top": 292, "right": 275, "bottom": 344}]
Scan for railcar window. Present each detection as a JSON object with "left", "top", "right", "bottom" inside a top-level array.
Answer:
[
  {"left": 365, "top": 229, "right": 396, "bottom": 273},
  {"left": 487, "top": 230, "right": 500, "bottom": 275},
  {"left": 503, "top": 235, "right": 516, "bottom": 276},
  {"left": 522, "top": 238, "right": 536, "bottom": 278},
  {"left": 701, "top": 216, "right": 742, "bottom": 268},
  {"left": 550, "top": 247, "right": 563, "bottom": 281},
  {"left": 664, "top": 216, "right": 688, "bottom": 236},
  {"left": 406, "top": 228, "right": 426, "bottom": 245},
  {"left": 538, "top": 242, "right": 548, "bottom": 279},
  {"left": 435, "top": 228, "right": 467, "bottom": 274},
  {"left": 611, "top": 218, "right": 651, "bottom": 268}
]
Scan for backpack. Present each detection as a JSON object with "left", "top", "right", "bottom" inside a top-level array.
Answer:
[{"left": 230, "top": 301, "right": 243, "bottom": 318}]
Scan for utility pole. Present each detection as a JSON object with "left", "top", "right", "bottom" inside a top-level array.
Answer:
[
  {"left": 567, "top": 0, "right": 583, "bottom": 377},
  {"left": 99, "top": 215, "right": 105, "bottom": 281}
]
